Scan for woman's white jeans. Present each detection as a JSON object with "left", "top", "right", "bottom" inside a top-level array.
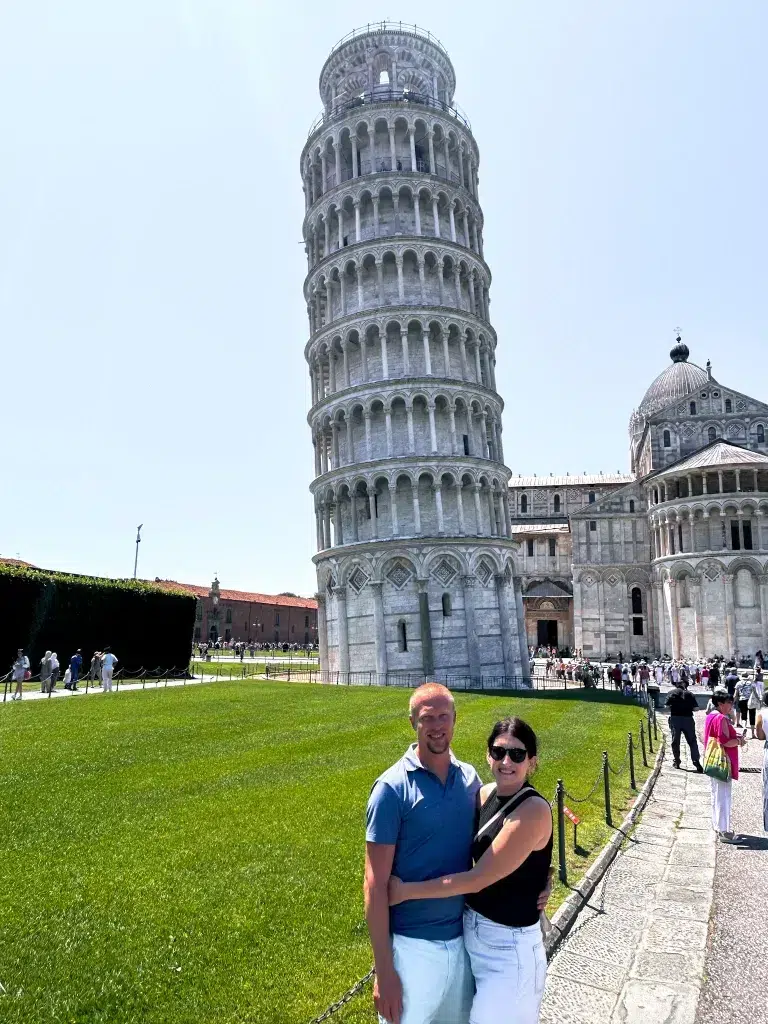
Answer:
[
  {"left": 710, "top": 776, "right": 732, "bottom": 833},
  {"left": 463, "top": 907, "right": 546, "bottom": 1024}
]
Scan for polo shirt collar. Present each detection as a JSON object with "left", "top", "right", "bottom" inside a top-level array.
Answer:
[{"left": 403, "top": 743, "right": 459, "bottom": 772}]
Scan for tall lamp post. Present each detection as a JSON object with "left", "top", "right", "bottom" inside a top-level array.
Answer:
[{"left": 133, "top": 524, "right": 143, "bottom": 579}]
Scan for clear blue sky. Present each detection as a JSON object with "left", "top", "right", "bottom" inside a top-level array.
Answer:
[{"left": 2, "top": 1, "right": 766, "bottom": 596}]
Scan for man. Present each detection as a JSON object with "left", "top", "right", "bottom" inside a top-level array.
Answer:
[
  {"left": 67, "top": 649, "right": 83, "bottom": 690},
  {"left": 101, "top": 648, "right": 118, "bottom": 692},
  {"left": 365, "top": 683, "right": 549, "bottom": 1024},
  {"left": 647, "top": 662, "right": 662, "bottom": 709},
  {"left": 665, "top": 677, "right": 703, "bottom": 771}
]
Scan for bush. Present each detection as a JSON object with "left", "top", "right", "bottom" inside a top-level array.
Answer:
[{"left": 0, "top": 563, "right": 196, "bottom": 673}]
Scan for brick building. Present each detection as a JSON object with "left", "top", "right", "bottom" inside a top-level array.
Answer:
[{"left": 156, "top": 578, "right": 318, "bottom": 646}]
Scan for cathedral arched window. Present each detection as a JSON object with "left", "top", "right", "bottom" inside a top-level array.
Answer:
[
  {"left": 690, "top": 401, "right": 697, "bottom": 415},
  {"left": 553, "top": 495, "right": 561, "bottom": 513},
  {"left": 629, "top": 499, "right": 635, "bottom": 513},
  {"left": 442, "top": 593, "right": 452, "bottom": 617},
  {"left": 520, "top": 494, "right": 528, "bottom": 513},
  {"left": 725, "top": 399, "right": 732, "bottom": 413},
  {"left": 663, "top": 430, "right": 671, "bottom": 448},
  {"left": 758, "top": 425, "right": 765, "bottom": 444},
  {"left": 588, "top": 492, "right": 595, "bottom": 503},
  {"left": 631, "top": 587, "right": 643, "bottom": 615},
  {"left": 708, "top": 427, "right": 717, "bottom": 442}
]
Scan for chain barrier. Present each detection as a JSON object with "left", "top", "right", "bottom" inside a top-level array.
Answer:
[
  {"left": 307, "top": 967, "right": 375, "bottom": 1024},
  {"left": 563, "top": 767, "right": 604, "bottom": 805}
]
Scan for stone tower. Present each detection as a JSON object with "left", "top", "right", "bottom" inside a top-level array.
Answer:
[{"left": 301, "top": 23, "right": 527, "bottom": 684}]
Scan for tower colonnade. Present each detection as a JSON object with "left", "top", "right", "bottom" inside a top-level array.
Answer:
[{"left": 302, "top": 25, "right": 526, "bottom": 684}]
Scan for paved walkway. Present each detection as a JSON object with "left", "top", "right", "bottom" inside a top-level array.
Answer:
[{"left": 541, "top": 711, "right": 716, "bottom": 1024}]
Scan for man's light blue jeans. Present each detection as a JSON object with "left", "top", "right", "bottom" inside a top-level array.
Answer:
[{"left": 378, "top": 932, "right": 473, "bottom": 1024}]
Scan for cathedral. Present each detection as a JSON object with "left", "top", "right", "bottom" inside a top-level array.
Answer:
[{"left": 509, "top": 339, "right": 768, "bottom": 662}]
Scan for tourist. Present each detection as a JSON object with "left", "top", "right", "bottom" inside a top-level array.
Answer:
[
  {"left": 89, "top": 652, "right": 102, "bottom": 685},
  {"left": 364, "top": 683, "right": 551, "bottom": 1024},
  {"left": 665, "top": 678, "right": 703, "bottom": 771},
  {"left": 49, "top": 652, "right": 60, "bottom": 691},
  {"left": 724, "top": 662, "right": 739, "bottom": 698},
  {"left": 388, "top": 716, "right": 552, "bottom": 1024},
  {"left": 709, "top": 660, "right": 721, "bottom": 690},
  {"left": 648, "top": 662, "right": 662, "bottom": 709},
  {"left": 639, "top": 661, "right": 650, "bottom": 694},
  {"left": 703, "top": 690, "right": 746, "bottom": 842},
  {"left": 40, "top": 651, "right": 53, "bottom": 693},
  {"left": 755, "top": 688, "right": 768, "bottom": 831},
  {"left": 611, "top": 664, "right": 622, "bottom": 691},
  {"left": 67, "top": 649, "right": 82, "bottom": 690},
  {"left": 101, "top": 648, "right": 118, "bottom": 691},
  {"left": 746, "top": 670, "right": 765, "bottom": 739},
  {"left": 701, "top": 663, "right": 710, "bottom": 688},
  {"left": 734, "top": 674, "right": 754, "bottom": 730},
  {"left": 11, "top": 649, "right": 29, "bottom": 700}
]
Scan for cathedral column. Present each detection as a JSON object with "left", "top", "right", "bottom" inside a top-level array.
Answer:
[
  {"left": 333, "top": 586, "right": 350, "bottom": 676},
  {"left": 433, "top": 481, "right": 445, "bottom": 535},
  {"left": 412, "top": 486, "right": 422, "bottom": 535},
  {"left": 422, "top": 329, "right": 432, "bottom": 374},
  {"left": 448, "top": 403, "right": 458, "bottom": 454},
  {"left": 652, "top": 581, "right": 665, "bottom": 657},
  {"left": 427, "top": 403, "right": 438, "bottom": 453},
  {"left": 315, "top": 593, "right": 329, "bottom": 676},
  {"left": 462, "top": 576, "right": 481, "bottom": 680},
  {"left": 664, "top": 578, "right": 681, "bottom": 660},
  {"left": 690, "top": 578, "right": 705, "bottom": 660},
  {"left": 723, "top": 574, "right": 736, "bottom": 658},
  {"left": 323, "top": 504, "right": 331, "bottom": 549},
  {"left": 350, "top": 493, "right": 358, "bottom": 542},
  {"left": 427, "top": 129, "right": 436, "bottom": 174},
  {"left": 573, "top": 579, "right": 584, "bottom": 654},
  {"left": 417, "top": 579, "right": 434, "bottom": 677},
  {"left": 370, "top": 581, "right": 388, "bottom": 682},
  {"left": 759, "top": 574, "right": 768, "bottom": 655}
]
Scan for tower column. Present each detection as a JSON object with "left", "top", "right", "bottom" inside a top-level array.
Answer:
[
  {"left": 333, "top": 586, "right": 350, "bottom": 675},
  {"left": 462, "top": 576, "right": 481, "bottom": 680}
]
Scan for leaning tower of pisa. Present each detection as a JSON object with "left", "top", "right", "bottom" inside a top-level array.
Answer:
[{"left": 301, "top": 23, "right": 528, "bottom": 684}]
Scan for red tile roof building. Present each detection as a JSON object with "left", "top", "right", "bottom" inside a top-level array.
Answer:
[{"left": 154, "top": 579, "right": 318, "bottom": 645}]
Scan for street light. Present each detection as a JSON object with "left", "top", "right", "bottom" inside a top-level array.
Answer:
[{"left": 133, "top": 525, "right": 143, "bottom": 579}]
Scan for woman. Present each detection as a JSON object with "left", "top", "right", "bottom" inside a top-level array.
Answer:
[
  {"left": 40, "top": 651, "right": 53, "bottom": 693},
  {"left": 389, "top": 717, "right": 553, "bottom": 1024},
  {"left": 704, "top": 691, "right": 746, "bottom": 843},
  {"left": 747, "top": 670, "right": 764, "bottom": 739},
  {"left": 734, "top": 674, "right": 752, "bottom": 729},
  {"left": 756, "top": 687, "right": 768, "bottom": 832},
  {"left": 10, "top": 649, "right": 29, "bottom": 701}
]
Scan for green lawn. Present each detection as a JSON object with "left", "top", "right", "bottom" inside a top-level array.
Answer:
[{"left": 0, "top": 682, "right": 651, "bottom": 1024}]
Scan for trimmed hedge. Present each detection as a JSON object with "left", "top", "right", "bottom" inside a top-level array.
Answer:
[{"left": 1, "top": 564, "right": 196, "bottom": 674}]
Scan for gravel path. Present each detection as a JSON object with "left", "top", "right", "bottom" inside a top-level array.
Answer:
[{"left": 695, "top": 727, "right": 768, "bottom": 1024}]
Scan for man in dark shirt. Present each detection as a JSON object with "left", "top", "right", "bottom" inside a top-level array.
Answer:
[{"left": 665, "top": 679, "right": 703, "bottom": 771}]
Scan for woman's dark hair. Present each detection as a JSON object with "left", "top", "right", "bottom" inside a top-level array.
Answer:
[
  {"left": 487, "top": 717, "right": 538, "bottom": 758},
  {"left": 712, "top": 691, "right": 733, "bottom": 707}
]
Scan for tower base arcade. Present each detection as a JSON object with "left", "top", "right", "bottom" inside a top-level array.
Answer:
[{"left": 315, "top": 538, "right": 528, "bottom": 685}]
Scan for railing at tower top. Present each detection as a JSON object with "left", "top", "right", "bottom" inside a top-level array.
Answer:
[
  {"left": 324, "top": 22, "right": 452, "bottom": 64},
  {"left": 306, "top": 89, "right": 471, "bottom": 141}
]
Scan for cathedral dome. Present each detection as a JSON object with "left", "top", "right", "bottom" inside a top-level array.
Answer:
[{"left": 637, "top": 339, "right": 710, "bottom": 420}]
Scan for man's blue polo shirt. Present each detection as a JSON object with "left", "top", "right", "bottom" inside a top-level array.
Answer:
[{"left": 366, "top": 744, "right": 481, "bottom": 941}]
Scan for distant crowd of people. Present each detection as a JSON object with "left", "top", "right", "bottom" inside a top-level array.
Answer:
[
  {"left": 9, "top": 647, "right": 119, "bottom": 699},
  {"left": 195, "top": 639, "right": 318, "bottom": 661}
]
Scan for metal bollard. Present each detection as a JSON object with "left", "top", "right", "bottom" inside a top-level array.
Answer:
[
  {"left": 640, "top": 723, "right": 648, "bottom": 767},
  {"left": 653, "top": 711, "right": 658, "bottom": 743},
  {"left": 647, "top": 717, "right": 654, "bottom": 754},
  {"left": 556, "top": 779, "right": 567, "bottom": 884},
  {"left": 602, "top": 751, "right": 612, "bottom": 826},
  {"left": 628, "top": 732, "right": 636, "bottom": 790}
]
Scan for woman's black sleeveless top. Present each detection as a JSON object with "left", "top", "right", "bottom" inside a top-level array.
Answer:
[{"left": 466, "top": 784, "right": 553, "bottom": 928}]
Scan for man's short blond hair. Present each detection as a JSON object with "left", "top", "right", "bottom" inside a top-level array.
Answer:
[{"left": 409, "top": 683, "right": 455, "bottom": 718}]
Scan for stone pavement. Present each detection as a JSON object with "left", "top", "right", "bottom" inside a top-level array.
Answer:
[
  {"left": 695, "top": 726, "right": 768, "bottom": 1024},
  {"left": 541, "top": 711, "right": 715, "bottom": 1024}
]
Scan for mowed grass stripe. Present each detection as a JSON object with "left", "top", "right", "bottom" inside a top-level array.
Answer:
[{"left": 0, "top": 683, "right": 649, "bottom": 1023}]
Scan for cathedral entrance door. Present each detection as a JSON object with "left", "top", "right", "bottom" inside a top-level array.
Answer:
[{"left": 537, "top": 620, "right": 558, "bottom": 648}]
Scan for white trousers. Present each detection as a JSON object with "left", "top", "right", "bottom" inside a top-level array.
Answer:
[
  {"left": 379, "top": 932, "right": 473, "bottom": 1024},
  {"left": 710, "top": 776, "right": 732, "bottom": 833},
  {"left": 463, "top": 908, "right": 546, "bottom": 1024},
  {"left": 102, "top": 669, "right": 113, "bottom": 692}
]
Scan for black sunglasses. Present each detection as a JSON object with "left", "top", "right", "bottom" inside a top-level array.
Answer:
[{"left": 489, "top": 745, "right": 528, "bottom": 763}]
